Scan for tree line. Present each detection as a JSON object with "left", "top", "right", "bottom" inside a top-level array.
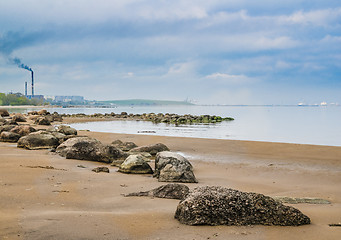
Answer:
[{"left": 0, "top": 93, "right": 45, "bottom": 106}]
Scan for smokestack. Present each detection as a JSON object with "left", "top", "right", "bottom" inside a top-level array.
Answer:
[
  {"left": 31, "top": 71, "right": 34, "bottom": 97},
  {"left": 25, "top": 81, "right": 27, "bottom": 96}
]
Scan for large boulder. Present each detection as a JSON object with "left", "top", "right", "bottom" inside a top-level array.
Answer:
[
  {"left": 37, "top": 109, "right": 48, "bottom": 115},
  {"left": 118, "top": 154, "right": 153, "bottom": 174},
  {"left": 57, "top": 125, "right": 77, "bottom": 135},
  {"left": 17, "top": 132, "right": 60, "bottom": 150},
  {"left": 0, "top": 131, "right": 21, "bottom": 142},
  {"left": 56, "top": 137, "right": 127, "bottom": 163},
  {"left": 0, "top": 109, "right": 9, "bottom": 117},
  {"left": 112, "top": 140, "right": 137, "bottom": 151},
  {"left": 0, "top": 125, "right": 16, "bottom": 133},
  {"left": 34, "top": 116, "right": 51, "bottom": 125},
  {"left": 10, "top": 125, "right": 36, "bottom": 136},
  {"left": 51, "top": 113, "right": 63, "bottom": 122},
  {"left": 154, "top": 151, "right": 197, "bottom": 183},
  {"left": 130, "top": 143, "right": 169, "bottom": 155},
  {"left": 125, "top": 183, "right": 189, "bottom": 200},
  {"left": 175, "top": 186, "right": 311, "bottom": 226},
  {"left": 12, "top": 113, "right": 27, "bottom": 122}
]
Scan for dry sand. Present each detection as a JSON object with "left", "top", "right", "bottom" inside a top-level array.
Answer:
[{"left": 1, "top": 127, "right": 341, "bottom": 239}]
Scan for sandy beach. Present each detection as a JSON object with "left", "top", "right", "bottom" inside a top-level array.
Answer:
[{"left": 1, "top": 124, "right": 341, "bottom": 239}]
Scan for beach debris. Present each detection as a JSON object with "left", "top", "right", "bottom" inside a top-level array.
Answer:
[
  {"left": 34, "top": 116, "right": 51, "bottom": 125},
  {"left": 130, "top": 143, "right": 169, "bottom": 156},
  {"left": 329, "top": 223, "right": 341, "bottom": 227},
  {"left": 0, "top": 108, "right": 10, "bottom": 117},
  {"left": 52, "top": 190, "right": 69, "bottom": 193},
  {"left": 92, "top": 166, "right": 110, "bottom": 173},
  {"left": 10, "top": 125, "right": 36, "bottom": 136},
  {"left": 175, "top": 186, "right": 311, "bottom": 226},
  {"left": 118, "top": 154, "right": 153, "bottom": 174},
  {"left": 77, "top": 165, "right": 87, "bottom": 168},
  {"left": 273, "top": 196, "right": 331, "bottom": 204},
  {"left": 12, "top": 113, "right": 27, "bottom": 122},
  {"left": 138, "top": 131, "right": 156, "bottom": 133},
  {"left": 17, "top": 131, "right": 60, "bottom": 150},
  {"left": 154, "top": 151, "right": 198, "bottom": 183},
  {"left": 125, "top": 183, "right": 189, "bottom": 200},
  {"left": 111, "top": 140, "right": 137, "bottom": 151},
  {"left": 57, "top": 125, "right": 78, "bottom": 135},
  {"left": 21, "top": 165, "right": 67, "bottom": 171},
  {"left": 56, "top": 137, "right": 128, "bottom": 163},
  {"left": 0, "top": 131, "right": 21, "bottom": 142}
]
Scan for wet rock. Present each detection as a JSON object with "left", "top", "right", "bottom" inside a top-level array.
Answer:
[
  {"left": 0, "top": 131, "right": 21, "bottom": 142},
  {"left": 92, "top": 166, "right": 110, "bottom": 173},
  {"left": 112, "top": 140, "right": 138, "bottom": 151},
  {"left": 130, "top": 143, "right": 169, "bottom": 155},
  {"left": 12, "top": 113, "right": 27, "bottom": 122},
  {"left": 51, "top": 113, "right": 63, "bottom": 122},
  {"left": 118, "top": 154, "right": 153, "bottom": 174},
  {"left": 57, "top": 125, "right": 77, "bottom": 135},
  {"left": 0, "top": 109, "right": 10, "bottom": 117},
  {"left": 154, "top": 151, "right": 197, "bottom": 183},
  {"left": 125, "top": 183, "right": 189, "bottom": 200},
  {"left": 34, "top": 116, "right": 51, "bottom": 125},
  {"left": 17, "top": 132, "right": 60, "bottom": 150},
  {"left": 175, "top": 186, "right": 311, "bottom": 226},
  {"left": 10, "top": 125, "right": 36, "bottom": 136},
  {"left": 56, "top": 137, "right": 128, "bottom": 163}
]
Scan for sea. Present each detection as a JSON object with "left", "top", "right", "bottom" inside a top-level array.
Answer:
[{"left": 11, "top": 105, "right": 341, "bottom": 147}]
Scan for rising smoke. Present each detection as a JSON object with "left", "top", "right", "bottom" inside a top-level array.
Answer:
[{"left": 11, "top": 57, "right": 33, "bottom": 72}]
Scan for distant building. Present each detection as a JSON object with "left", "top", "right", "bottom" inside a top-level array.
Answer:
[
  {"left": 46, "top": 96, "right": 85, "bottom": 103},
  {"left": 27, "top": 95, "right": 44, "bottom": 100}
]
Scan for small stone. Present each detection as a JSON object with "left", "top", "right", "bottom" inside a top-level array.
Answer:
[{"left": 92, "top": 167, "right": 110, "bottom": 173}]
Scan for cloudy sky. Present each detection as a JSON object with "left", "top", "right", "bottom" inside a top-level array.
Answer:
[{"left": 0, "top": 0, "right": 340, "bottom": 104}]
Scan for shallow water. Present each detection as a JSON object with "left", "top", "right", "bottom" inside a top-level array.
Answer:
[{"left": 11, "top": 105, "right": 341, "bottom": 146}]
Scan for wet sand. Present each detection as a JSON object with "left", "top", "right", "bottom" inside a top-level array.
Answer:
[{"left": 1, "top": 129, "right": 341, "bottom": 239}]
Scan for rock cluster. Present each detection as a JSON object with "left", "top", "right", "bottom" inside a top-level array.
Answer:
[
  {"left": 174, "top": 186, "right": 311, "bottom": 226},
  {"left": 60, "top": 112, "right": 234, "bottom": 124}
]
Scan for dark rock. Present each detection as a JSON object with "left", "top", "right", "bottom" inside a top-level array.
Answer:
[
  {"left": 118, "top": 154, "right": 153, "bottom": 174},
  {"left": 130, "top": 143, "right": 169, "bottom": 155},
  {"left": 0, "top": 131, "right": 21, "bottom": 142},
  {"left": 37, "top": 109, "right": 48, "bottom": 115},
  {"left": 125, "top": 183, "right": 189, "bottom": 199},
  {"left": 0, "top": 125, "right": 16, "bottom": 133},
  {"left": 12, "top": 113, "right": 27, "bottom": 122},
  {"left": 10, "top": 125, "right": 36, "bottom": 136},
  {"left": 35, "top": 116, "right": 51, "bottom": 125},
  {"left": 4, "top": 119, "right": 18, "bottom": 125},
  {"left": 92, "top": 166, "right": 110, "bottom": 173},
  {"left": 0, "top": 109, "right": 10, "bottom": 117},
  {"left": 175, "top": 186, "right": 311, "bottom": 226},
  {"left": 52, "top": 113, "right": 63, "bottom": 122},
  {"left": 57, "top": 125, "right": 77, "bottom": 135},
  {"left": 112, "top": 140, "right": 137, "bottom": 151},
  {"left": 56, "top": 137, "right": 128, "bottom": 163},
  {"left": 154, "top": 151, "right": 197, "bottom": 183},
  {"left": 17, "top": 132, "right": 60, "bottom": 150}
]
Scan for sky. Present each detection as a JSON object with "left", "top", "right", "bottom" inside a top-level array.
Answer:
[{"left": 0, "top": 0, "right": 340, "bottom": 105}]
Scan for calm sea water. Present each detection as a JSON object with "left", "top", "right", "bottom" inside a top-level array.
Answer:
[{"left": 12, "top": 105, "right": 341, "bottom": 146}]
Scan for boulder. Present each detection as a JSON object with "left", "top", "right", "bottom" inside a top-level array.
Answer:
[
  {"left": 125, "top": 183, "right": 189, "bottom": 200},
  {"left": 175, "top": 186, "right": 311, "bottom": 226},
  {"left": 57, "top": 125, "right": 77, "bottom": 135},
  {"left": 118, "top": 154, "right": 153, "bottom": 174},
  {"left": 0, "top": 125, "right": 16, "bottom": 133},
  {"left": 92, "top": 166, "right": 110, "bottom": 173},
  {"left": 12, "top": 113, "right": 27, "bottom": 122},
  {"left": 130, "top": 143, "right": 169, "bottom": 155},
  {"left": 0, "top": 131, "right": 21, "bottom": 142},
  {"left": 52, "top": 113, "right": 63, "bottom": 122},
  {"left": 17, "top": 132, "right": 60, "bottom": 150},
  {"left": 37, "top": 109, "right": 48, "bottom": 115},
  {"left": 10, "top": 125, "right": 36, "bottom": 136},
  {"left": 4, "top": 119, "right": 18, "bottom": 125},
  {"left": 0, "top": 109, "right": 10, "bottom": 117},
  {"left": 56, "top": 137, "right": 128, "bottom": 163},
  {"left": 35, "top": 116, "right": 51, "bottom": 125},
  {"left": 112, "top": 140, "right": 137, "bottom": 151},
  {"left": 154, "top": 151, "right": 197, "bottom": 183}
]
